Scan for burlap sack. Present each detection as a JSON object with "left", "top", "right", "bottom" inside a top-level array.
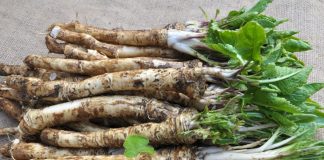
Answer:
[{"left": 0, "top": 0, "right": 323, "bottom": 158}]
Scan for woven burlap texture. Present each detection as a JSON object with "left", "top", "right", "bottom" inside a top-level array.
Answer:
[{"left": 0, "top": 0, "right": 323, "bottom": 157}]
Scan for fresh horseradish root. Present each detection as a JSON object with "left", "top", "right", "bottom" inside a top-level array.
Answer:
[
  {"left": 1, "top": 82, "right": 220, "bottom": 111},
  {"left": 4, "top": 67, "right": 237, "bottom": 102},
  {"left": 0, "top": 95, "right": 111, "bottom": 134},
  {"left": 0, "top": 63, "right": 87, "bottom": 81},
  {"left": 24, "top": 54, "right": 202, "bottom": 76},
  {"left": 49, "top": 26, "right": 185, "bottom": 59},
  {"left": 2, "top": 144, "right": 194, "bottom": 160},
  {"left": 45, "top": 35, "right": 109, "bottom": 61},
  {"left": 0, "top": 139, "right": 118, "bottom": 159},
  {"left": 111, "top": 87, "right": 224, "bottom": 111},
  {"left": 40, "top": 109, "right": 198, "bottom": 148},
  {"left": 49, "top": 22, "right": 216, "bottom": 65},
  {"left": 0, "top": 85, "right": 25, "bottom": 105},
  {"left": 0, "top": 97, "right": 23, "bottom": 121},
  {"left": 52, "top": 22, "right": 206, "bottom": 48},
  {"left": 18, "top": 96, "right": 184, "bottom": 135}
]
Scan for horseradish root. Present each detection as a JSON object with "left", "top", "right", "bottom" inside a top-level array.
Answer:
[
  {"left": 0, "top": 139, "right": 115, "bottom": 159},
  {"left": 45, "top": 35, "right": 109, "bottom": 61},
  {"left": 18, "top": 96, "right": 184, "bottom": 135},
  {"left": 50, "top": 26, "right": 184, "bottom": 58},
  {"left": 40, "top": 109, "right": 197, "bottom": 148},
  {"left": 0, "top": 63, "right": 86, "bottom": 81},
  {"left": 24, "top": 54, "right": 202, "bottom": 75}
]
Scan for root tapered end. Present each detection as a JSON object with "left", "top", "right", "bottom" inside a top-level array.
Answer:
[
  {"left": 0, "top": 143, "right": 10, "bottom": 157},
  {"left": 0, "top": 127, "right": 19, "bottom": 136},
  {"left": 45, "top": 35, "right": 66, "bottom": 53}
]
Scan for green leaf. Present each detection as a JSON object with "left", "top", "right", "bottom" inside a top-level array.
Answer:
[
  {"left": 241, "top": 67, "right": 302, "bottom": 84},
  {"left": 271, "top": 30, "right": 299, "bottom": 39},
  {"left": 219, "top": 0, "right": 273, "bottom": 29},
  {"left": 236, "top": 21, "right": 266, "bottom": 63},
  {"left": 287, "top": 114, "right": 317, "bottom": 123},
  {"left": 123, "top": 135, "right": 155, "bottom": 158},
  {"left": 285, "top": 83, "right": 324, "bottom": 105},
  {"left": 264, "top": 42, "right": 283, "bottom": 65},
  {"left": 219, "top": 12, "right": 258, "bottom": 29},
  {"left": 276, "top": 54, "right": 305, "bottom": 68},
  {"left": 253, "top": 14, "right": 284, "bottom": 28},
  {"left": 218, "top": 30, "right": 238, "bottom": 45},
  {"left": 209, "top": 43, "right": 244, "bottom": 64},
  {"left": 252, "top": 90, "right": 300, "bottom": 113},
  {"left": 205, "top": 22, "right": 266, "bottom": 64},
  {"left": 276, "top": 67, "right": 312, "bottom": 94},
  {"left": 262, "top": 65, "right": 312, "bottom": 95},
  {"left": 243, "top": 112, "right": 267, "bottom": 122},
  {"left": 227, "top": 8, "right": 245, "bottom": 18},
  {"left": 298, "top": 102, "right": 323, "bottom": 118},
  {"left": 207, "top": 21, "right": 266, "bottom": 64},
  {"left": 261, "top": 109, "right": 295, "bottom": 126},
  {"left": 305, "top": 98, "right": 323, "bottom": 109},
  {"left": 205, "top": 21, "right": 221, "bottom": 44},
  {"left": 247, "top": 0, "right": 273, "bottom": 14},
  {"left": 260, "top": 84, "right": 281, "bottom": 93},
  {"left": 283, "top": 39, "right": 312, "bottom": 52}
]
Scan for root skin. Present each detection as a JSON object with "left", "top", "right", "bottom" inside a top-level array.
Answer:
[
  {"left": 24, "top": 55, "right": 202, "bottom": 76},
  {"left": 38, "top": 155, "right": 132, "bottom": 160},
  {"left": 0, "top": 140, "right": 113, "bottom": 159},
  {"left": 19, "top": 96, "right": 183, "bottom": 135},
  {"left": 0, "top": 85, "right": 25, "bottom": 102},
  {"left": 47, "top": 22, "right": 76, "bottom": 32},
  {"left": 39, "top": 146, "right": 196, "bottom": 160},
  {"left": 45, "top": 35, "right": 66, "bottom": 53},
  {"left": 164, "top": 22, "right": 186, "bottom": 30},
  {"left": 113, "top": 90, "right": 209, "bottom": 111},
  {"left": 0, "top": 97, "right": 23, "bottom": 121},
  {"left": 40, "top": 109, "right": 197, "bottom": 148},
  {"left": 64, "top": 45, "right": 108, "bottom": 61},
  {"left": 66, "top": 121, "right": 107, "bottom": 132},
  {"left": 0, "top": 127, "right": 18, "bottom": 136},
  {"left": 74, "top": 23, "right": 168, "bottom": 47},
  {"left": 0, "top": 143, "right": 10, "bottom": 157},
  {"left": 0, "top": 63, "right": 28, "bottom": 76},
  {"left": 50, "top": 26, "right": 183, "bottom": 59},
  {"left": 5, "top": 68, "right": 207, "bottom": 102},
  {"left": 46, "top": 35, "right": 108, "bottom": 61},
  {"left": 0, "top": 63, "right": 86, "bottom": 81},
  {"left": 0, "top": 95, "right": 109, "bottom": 133}
]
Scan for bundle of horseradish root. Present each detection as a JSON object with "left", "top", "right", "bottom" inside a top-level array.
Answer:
[{"left": 0, "top": 0, "right": 323, "bottom": 159}]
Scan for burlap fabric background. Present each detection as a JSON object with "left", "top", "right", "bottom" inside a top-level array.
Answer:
[{"left": 0, "top": 0, "right": 323, "bottom": 158}]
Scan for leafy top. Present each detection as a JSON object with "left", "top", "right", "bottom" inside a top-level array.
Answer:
[{"left": 191, "top": 0, "right": 323, "bottom": 146}]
